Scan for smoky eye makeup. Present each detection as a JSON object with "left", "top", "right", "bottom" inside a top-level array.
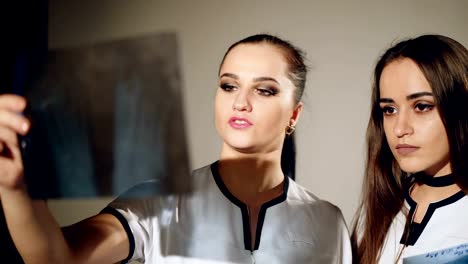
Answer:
[
  {"left": 414, "top": 101, "right": 435, "bottom": 112},
  {"left": 219, "top": 82, "right": 236, "bottom": 92},
  {"left": 255, "top": 85, "right": 279, "bottom": 96},
  {"left": 408, "top": 93, "right": 435, "bottom": 112},
  {"left": 218, "top": 75, "right": 238, "bottom": 92}
]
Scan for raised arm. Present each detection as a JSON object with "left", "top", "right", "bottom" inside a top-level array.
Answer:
[{"left": 0, "top": 94, "right": 129, "bottom": 264}]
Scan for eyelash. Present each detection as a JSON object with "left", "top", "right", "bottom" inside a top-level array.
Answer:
[
  {"left": 220, "top": 83, "right": 237, "bottom": 92},
  {"left": 414, "top": 103, "right": 434, "bottom": 112},
  {"left": 381, "top": 106, "right": 397, "bottom": 115},
  {"left": 219, "top": 83, "right": 278, "bottom": 97},
  {"left": 255, "top": 87, "right": 278, "bottom": 96},
  {"left": 380, "top": 102, "right": 435, "bottom": 115}
]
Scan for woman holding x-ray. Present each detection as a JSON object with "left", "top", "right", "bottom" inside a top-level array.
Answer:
[{"left": 0, "top": 34, "right": 351, "bottom": 263}]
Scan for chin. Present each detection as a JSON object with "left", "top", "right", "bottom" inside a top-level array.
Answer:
[
  {"left": 396, "top": 159, "right": 426, "bottom": 174},
  {"left": 225, "top": 139, "right": 256, "bottom": 152},
  {"left": 399, "top": 167, "right": 422, "bottom": 174}
]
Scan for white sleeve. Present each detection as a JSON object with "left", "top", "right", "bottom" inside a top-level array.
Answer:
[
  {"left": 333, "top": 208, "right": 353, "bottom": 264},
  {"left": 100, "top": 181, "right": 173, "bottom": 263},
  {"left": 101, "top": 198, "right": 156, "bottom": 263}
]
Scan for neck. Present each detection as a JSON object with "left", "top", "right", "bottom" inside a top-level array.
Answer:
[
  {"left": 218, "top": 145, "right": 285, "bottom": 205},
  {"left": 411, "top": 172, "right": 462, "bottom": 203}
]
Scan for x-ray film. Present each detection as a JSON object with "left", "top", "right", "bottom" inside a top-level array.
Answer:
[
  {"left": 403, "top": 243, "right": 468, "bottom": 264},
  {"left": 22, "top": 32, "right": 191, "bottom": 198}
]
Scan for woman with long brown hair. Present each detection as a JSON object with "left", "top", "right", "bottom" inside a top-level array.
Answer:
[{"left": 352, "top": 34, "right": 468, "bottom": 264}]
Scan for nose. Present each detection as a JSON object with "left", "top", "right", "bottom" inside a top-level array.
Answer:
[
  {"left": 393, "top": 111, "right": 413, "bottom": 138},
  {"left": 232, "top": 90, "right": 252, "bottom": 112}
]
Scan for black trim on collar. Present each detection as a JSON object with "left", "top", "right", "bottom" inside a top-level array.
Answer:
[
  {"left": 254, "top": 179, "right": 288, "bottom": 250},
  {"left": 414, "top": 172, "right": 456, "bottom": 187},
  {"left": 100, "top": 206, "right": 135, "bottom": 264},
  {"left": 400, "top": 188, "right": 466, "bottom": 246},
  {"left": 210, "top": 161, "right": 289, "bottom": 251}
]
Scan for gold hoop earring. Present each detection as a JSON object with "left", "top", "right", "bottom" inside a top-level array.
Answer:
[{"left": 285, "top": 125, "right": 296, "bottom": 136}]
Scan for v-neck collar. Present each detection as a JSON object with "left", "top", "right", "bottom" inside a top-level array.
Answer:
[
  {"left": 400, "top": 184, "right": 466, "bottom": 246},
  {"left": 210, "top": 161, "right": 289, "bottom": 251}
]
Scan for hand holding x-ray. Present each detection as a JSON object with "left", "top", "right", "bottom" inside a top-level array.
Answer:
[{"left": 21, "top": 32, "right": 192, "bottom": 199}]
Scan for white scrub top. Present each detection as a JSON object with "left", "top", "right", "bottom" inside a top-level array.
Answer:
[
  {"left": 104, "top": 161, "right": 352, "bottom": 263},
  {"left": 379, "top": 188, "right": 468, "bottom": 264}
]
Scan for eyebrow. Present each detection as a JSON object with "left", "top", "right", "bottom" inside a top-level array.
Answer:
[
  {"left": 219, "top": 73, "right": 280, "bottom": 85},
  {"left": 219, "top": 73, "right": 238, "bottom": 79},
  {"left": 379, "top": 92, "right": 434, "bottom": 103},
  {"left": 253, "top": 76, "right": 280, "bottom": 84},
  {"left": 406, "top": 92, "right": 433, "bottom": 100}
]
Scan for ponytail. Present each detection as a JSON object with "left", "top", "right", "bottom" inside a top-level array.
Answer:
[{"left": 281, "top": 134, "right": 296, "bottom": 180}]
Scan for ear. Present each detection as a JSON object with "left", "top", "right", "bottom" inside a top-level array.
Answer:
[{"left": 289, "top": 101, "right": 303, "bottom": 126}]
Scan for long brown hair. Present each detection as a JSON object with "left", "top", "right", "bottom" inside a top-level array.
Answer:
[{"left": 351, "top": 34, "right": 468, "bottom": 264}]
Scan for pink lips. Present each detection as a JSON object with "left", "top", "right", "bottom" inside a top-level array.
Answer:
[
  {"left": 396, "top": 144, "right": 419, "bottom": 155},
  {"left": 228, "top": 117, "right": 252, "bottom": 129}
]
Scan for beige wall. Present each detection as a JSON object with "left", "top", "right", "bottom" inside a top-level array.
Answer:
[{"left": 47, "top": 0, "right": 468, "bottom": 226}]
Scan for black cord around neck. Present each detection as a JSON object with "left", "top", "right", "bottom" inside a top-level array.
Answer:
[{"left": 414, "top": 173, "right": 455, "bottom": 187}]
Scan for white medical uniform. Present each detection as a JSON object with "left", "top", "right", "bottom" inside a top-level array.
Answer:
[
  {"left": 379, "top": 187, "right": 468, "bottom": 264},
  {"left": 103, "top": 161, "right": 352, "bottom": 263}
]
